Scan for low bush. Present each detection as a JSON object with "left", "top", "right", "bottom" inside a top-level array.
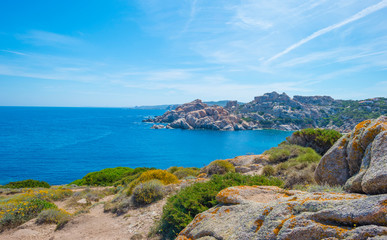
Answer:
[
  {"left": 36, "top": 208, "right": 71, "bottom": 225},
  {"left": 206, "top": 160, "right": 235, "bottom": 176},
  {"left": 173, "top": 168, "right": 200, "bottom": 179},
  {"left": 262, "top": 165, "right": 275, "bottom": 177},
  {"left": 287, "top": 128, "right": 342, "bottom": 155},
  {"left": 127, "top": 170, "right": 179, "bottom": 195},
  {"left": 264, "top": 144, "right": 321, "bottom": 164},
  {"left": 70, "top": 167, "right": 134, "bottom": 186},
  {"left": 166, "top": 166, "right": 181, "bottom": 174},
  {"left": 283, "top": 164, "right": 316, "bottom": 189},
  {"left": 157, "top": 172, "right": 283, "bottom": 239},
  {"left": 1, "top": 179, "right": 50, "bottom": 189},
  {"left": 132, "top": 180, "right": 165, "bottom": 206}
]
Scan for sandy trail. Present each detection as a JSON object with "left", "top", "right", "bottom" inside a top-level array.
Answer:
[{"left": 1, "top": 195, "right": 165, "bottom": 240}]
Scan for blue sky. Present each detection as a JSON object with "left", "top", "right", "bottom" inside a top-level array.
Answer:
[{"left": 0, "top": 0, "right": 386, "bottom": 107}]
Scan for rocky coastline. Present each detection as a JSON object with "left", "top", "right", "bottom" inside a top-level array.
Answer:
[
  {"left": 144, "top": 92, "right": 387, "bottom": 132},
  {"left": 1, "top": 116, "right": 386, "bottom": 240}
]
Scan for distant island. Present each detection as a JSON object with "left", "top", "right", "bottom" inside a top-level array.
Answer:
[{"left": 144, "top": 91, "right": 387, "bottom": 132}]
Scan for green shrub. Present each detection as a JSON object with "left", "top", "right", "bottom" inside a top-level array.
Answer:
[
  {"left": 287, "top": 128, "right": 342, "bottom": 155},
  {"left": 36, "top": 209, "right": 71, "bottom": 225},
  {"left": 173, "top": 168, "right": 200, "bottom": 179},
  {"left": 166, "top": 166, "right": 181, "bottom": 174},
  {"left": 157, "top": 173, "right": 283, "bottom": 239},
  {"left": 132, "top": 180, "right": 165, "bottom": 206},
  {"left": 71, "top": 167, "right": 134, "bottom": 186},
  {"left": 127, "top": 170, "right": 179, "bottom": 195},
  {"left": 1, "top": 179, "right": 50, "bottom": 189},
  {"left": 264, "top": 144, "right": 321, "bottom": 164},
  {"left": 206, "top": 160, "right": 235, "bottom": 176},
  {"left": 262, "top": 165, "right": 275, "bottom": 176}
]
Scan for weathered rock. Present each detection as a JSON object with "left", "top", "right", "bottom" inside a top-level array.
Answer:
[
  {"left": 177, "top": 186, "right": 387, "bottom": 240},
  {"left": 315, "top": 135, "right": 350, "bottom": 186},
  {"left": 147, "top": 99, "right": 244, "bottom": 131},
  {"left": 151, "top": 124, "right": 165, "bottom": 129},
  {"left": 315, "top": 116, "right": 387, "bottom": 194},
  {"left": 361, "top": 131, "right": 387, "bottom": 194}
]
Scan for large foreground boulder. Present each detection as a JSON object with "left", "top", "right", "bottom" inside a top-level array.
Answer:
[
  {"left": 314, "top": 116, "right": 387, "bottom": 194},
  {"left": 176, "top": 186, "right": 387, "bottom": 240}
]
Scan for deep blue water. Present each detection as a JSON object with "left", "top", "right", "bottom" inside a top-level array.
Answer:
[{"left": 0, "top": 107, "right": 292, "bottom": 185}]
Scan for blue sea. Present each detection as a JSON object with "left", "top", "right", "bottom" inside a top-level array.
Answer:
[{"left": 0, "top": 107, "right": 292, "bottom": 185}]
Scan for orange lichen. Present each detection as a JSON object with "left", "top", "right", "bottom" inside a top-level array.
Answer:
[
  {"left": 354, "top": 120, "right": 371, "bottom": 132},
  {"left": 254, "top": 219, "right": 264, "bottom": 232}
]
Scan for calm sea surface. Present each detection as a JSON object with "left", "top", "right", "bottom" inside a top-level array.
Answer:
[{"left": 0, "top": 107, "right": 292, "bottom": 185}]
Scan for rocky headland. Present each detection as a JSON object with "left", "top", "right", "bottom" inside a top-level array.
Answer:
[
  {"left": 145, "top": 92, "right": 387, "bottom": 132},
  {"left": 144, "top": 99, "right": 251, "bottom": 131}
]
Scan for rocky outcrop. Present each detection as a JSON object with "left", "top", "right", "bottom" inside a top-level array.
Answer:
[
  {"left": 146, "top": 93, "right": 386, "bottom": 132},
  {"left": 144, "top": 99, "right": 251, "bottom": 131},
  {"left": 232, "top": 92, "right": 386, "bottom": 132},
  {"left": 315, "top": 116, "right": 387, "bottom": 194},
  {"left": 177, "top": 186, "right": 387, "bottom": 240}
]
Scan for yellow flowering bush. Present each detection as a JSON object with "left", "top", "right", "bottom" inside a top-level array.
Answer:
[
  {"left": 0, "top": 188, "right": 72, "bottom": 231},
  {"left": 126, "top": 170, "right": 179, "bottom": 195}
]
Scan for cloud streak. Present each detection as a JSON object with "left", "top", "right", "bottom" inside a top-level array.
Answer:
[
  {"left": 1, "top": 50, "right": 27, "bottom": 56},
  {"left": 266, "top": 0, "right": 387, "bottom": 63}
]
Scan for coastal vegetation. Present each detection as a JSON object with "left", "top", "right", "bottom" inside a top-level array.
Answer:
[
  {"left": 36, "top": 208, "right": 71, "bottom": 229},
  {"left": 132, "top": 180, "right": 165, "bottom": 206},
  {"left": 263, "top": 143, "right": 321, "bottom": 188},
  {"left": 70, "top": 167, "right": 134, "bottom": 186},
  {"left": 0, "top": 188, "right": 72, "bottom": 231},
  {"left": 167, "top": 167, "right": 200, "bottom": 179},
  {"left": 202, "top": 160, "right": 236, "bottom": 176},
  {"left": 156, "top": 173, "right": 283, "bottom": 239},
  {"left": 126, "top": 170, "right": 179, "bottom": 195},
  {"left": 286, "top": 128, "right": 342, "bottom": 154},
  {"left": 0, "top": 179, "right": 50, "bottom": 189}
]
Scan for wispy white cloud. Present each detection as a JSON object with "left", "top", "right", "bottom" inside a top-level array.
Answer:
[
  {"left": 19, "top": 30, "right": 82, "bottom": 46},
  {"left": 1, "top": 50, "right": 28, "bottom": 56},
  {"left": 266, "top": 0, "right": 387, "bottom": 63},
  {"left": 181, "top": 0, "right": 198, "bottom": 33}
]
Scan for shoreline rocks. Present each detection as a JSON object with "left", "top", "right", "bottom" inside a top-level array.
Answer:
[{"left": 144, "top": 99, "right": 252, "bottom": 131}]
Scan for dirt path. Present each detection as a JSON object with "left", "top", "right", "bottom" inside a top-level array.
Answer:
[{"left": 1, "top": 195, "right": 165, "bottom": 240}]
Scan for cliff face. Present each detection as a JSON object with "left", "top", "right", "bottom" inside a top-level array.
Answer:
[{"left": 144, "top": 99, "right": 251, "bottom": 131}]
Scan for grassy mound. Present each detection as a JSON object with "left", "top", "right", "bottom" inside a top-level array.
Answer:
[
  {"left": 157, "top": 173, "right": 283, "bottom": 239},
  {"left": 1, "top": 179, "right": 50, "bottom": 189},
  {"left": 71, "top": 167, "right": 134, "bottom": 186},
  {"left": 264, "top": 143, "right": 321, "bottom": 188}
]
